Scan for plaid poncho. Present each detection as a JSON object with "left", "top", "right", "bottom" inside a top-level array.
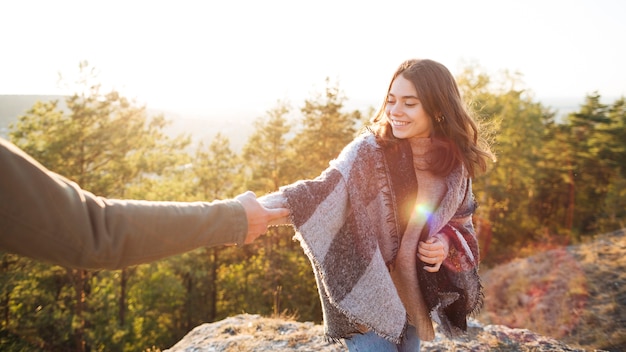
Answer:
[{"left": 261, "top": 132, "right": 482, "bottom": 343}]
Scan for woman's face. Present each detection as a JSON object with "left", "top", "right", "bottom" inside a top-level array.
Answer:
[{"left": 385, "top": 75, "right": 433, "bottom": 139}]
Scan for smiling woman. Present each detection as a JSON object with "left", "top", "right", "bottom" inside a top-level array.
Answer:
[{"left": 258, "top": 58, "right": 494, "bottom": 351}]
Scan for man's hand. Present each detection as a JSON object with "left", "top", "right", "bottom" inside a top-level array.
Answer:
[{"left": 235, "top": 191, "right": 290, "bottom": 244}]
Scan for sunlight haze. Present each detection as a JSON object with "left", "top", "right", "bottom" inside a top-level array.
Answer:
[{"left": 1, "top": 0, "right": 624, "bottom": 117}]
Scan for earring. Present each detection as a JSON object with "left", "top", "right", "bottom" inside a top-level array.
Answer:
[{"left": 435, "top": 115, "right": 445, "bottom": 123}]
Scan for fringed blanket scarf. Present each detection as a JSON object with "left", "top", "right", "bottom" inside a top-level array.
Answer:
[{"left": 266, "top": 133, "right": 482, "bottom": 344}]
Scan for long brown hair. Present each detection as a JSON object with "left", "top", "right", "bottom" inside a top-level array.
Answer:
[{"left": 370, "top": 59, "right": 494, "bottom": 178}]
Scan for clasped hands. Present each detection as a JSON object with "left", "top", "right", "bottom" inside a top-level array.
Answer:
[{"left": 235, "top": 191, "right": 290, "bottom": 244}]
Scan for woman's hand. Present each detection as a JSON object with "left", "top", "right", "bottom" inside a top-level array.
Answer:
[
  {"left": 417, "top": 233, "right": 450, "bottom": 272},
  {"left": 257, "top": 193, "right": 292, "bottom": 226}
]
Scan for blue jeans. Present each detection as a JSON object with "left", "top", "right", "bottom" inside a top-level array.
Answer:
[{"left": 345, "top": 325, "right": 421, "bottom": 352}]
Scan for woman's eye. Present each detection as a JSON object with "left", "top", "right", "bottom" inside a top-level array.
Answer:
[
  {"left": 386, "top": 100, "right": 396, "bottom": 105},
  {"left": 405, "top": 103, "right": 417, "bottom": 107}
]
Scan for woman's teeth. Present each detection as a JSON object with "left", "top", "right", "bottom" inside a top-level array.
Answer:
[{"left": 392, "top": 119, "right": 410, "bottom": 126}]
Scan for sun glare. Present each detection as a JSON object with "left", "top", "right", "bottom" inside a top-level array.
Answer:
[{"left": 415, "top": 203, "right": 433, "bottom": 220}]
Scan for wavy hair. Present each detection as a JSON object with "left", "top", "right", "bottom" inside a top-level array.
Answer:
[{"left": 370, "top": 59, "right": 494, "bottom": 178}]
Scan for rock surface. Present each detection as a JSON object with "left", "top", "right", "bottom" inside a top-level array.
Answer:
[{"left": 165, "top": 313, "right": 594, "bottom": 352}]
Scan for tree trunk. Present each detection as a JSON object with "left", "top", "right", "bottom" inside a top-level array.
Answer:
[
  {"left": 69, "top": 268, "right": 86, "bottom": 352},
  {"left": 185, "top": 273, "right": 192, "bottom": 332},
  {"left": 119, "top": 268, "right": 127, "bottom": 326},
  {"left": 208, "top": 248, "right": 219, "bottom": 322},
  {"left": 2, "top": 256, "right": 10, "bottom": 328},
  {"left": 566, "top": 166, "right": 575, "bottom": 234}
]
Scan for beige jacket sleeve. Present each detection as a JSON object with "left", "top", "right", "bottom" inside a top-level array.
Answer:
[{"left": 0, "top": 138, "right": 247, "bottom": 270}]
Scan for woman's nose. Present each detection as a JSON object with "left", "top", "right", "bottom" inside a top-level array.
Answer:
[{"left": 389, "top": 105, "right": 402, "bottom": 116}]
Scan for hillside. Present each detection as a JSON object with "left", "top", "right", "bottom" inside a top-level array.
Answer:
[
  {"left": 154, "top": 109, "right": 257, "bottom": 152},
  {"left": 163, "top": 229, "right": 626, "bottom": 352},
  {"left": 479, "top": 228, "right": 626, "bottom": 351}
]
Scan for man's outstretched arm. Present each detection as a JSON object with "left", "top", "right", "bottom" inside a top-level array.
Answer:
[{"left": 0, "top": 138, "right": 288, "bottom": 270}]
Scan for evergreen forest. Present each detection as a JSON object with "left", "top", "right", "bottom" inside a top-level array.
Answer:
[{"left": 1, "top": 62, "right": 625, "bottom": 351}]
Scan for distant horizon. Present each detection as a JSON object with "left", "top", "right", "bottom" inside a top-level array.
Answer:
[{"left": 0, "top": 92, "right": 617, "bottom": 121}]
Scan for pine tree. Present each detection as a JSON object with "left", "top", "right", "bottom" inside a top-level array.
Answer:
[{"left": 290, "top": 78, "right": 362, "bottom": 179}]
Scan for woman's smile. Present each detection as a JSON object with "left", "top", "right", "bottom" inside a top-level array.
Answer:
[{"left": 385, "top": 75, "right": 434, "bottom": 139}]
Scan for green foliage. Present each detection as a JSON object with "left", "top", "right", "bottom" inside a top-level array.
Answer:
[
  {"left": 458, "top": 65, "right": 626, "bottom": 265},
  {"left": 126, "top": 262, "right": 187, "bottom": 350}
]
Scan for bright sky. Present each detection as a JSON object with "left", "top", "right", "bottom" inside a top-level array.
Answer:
[{"left": 1, "top": 0, "right": 624, "bottom": 117}]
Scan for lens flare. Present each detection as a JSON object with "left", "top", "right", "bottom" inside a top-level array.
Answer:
[{"left": 415, "top": 203, "right": 433, "bottom": 219}]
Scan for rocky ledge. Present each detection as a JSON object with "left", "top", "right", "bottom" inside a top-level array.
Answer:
[{"left": 165, "top": 313, "right": 597, "bottom": 352}]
